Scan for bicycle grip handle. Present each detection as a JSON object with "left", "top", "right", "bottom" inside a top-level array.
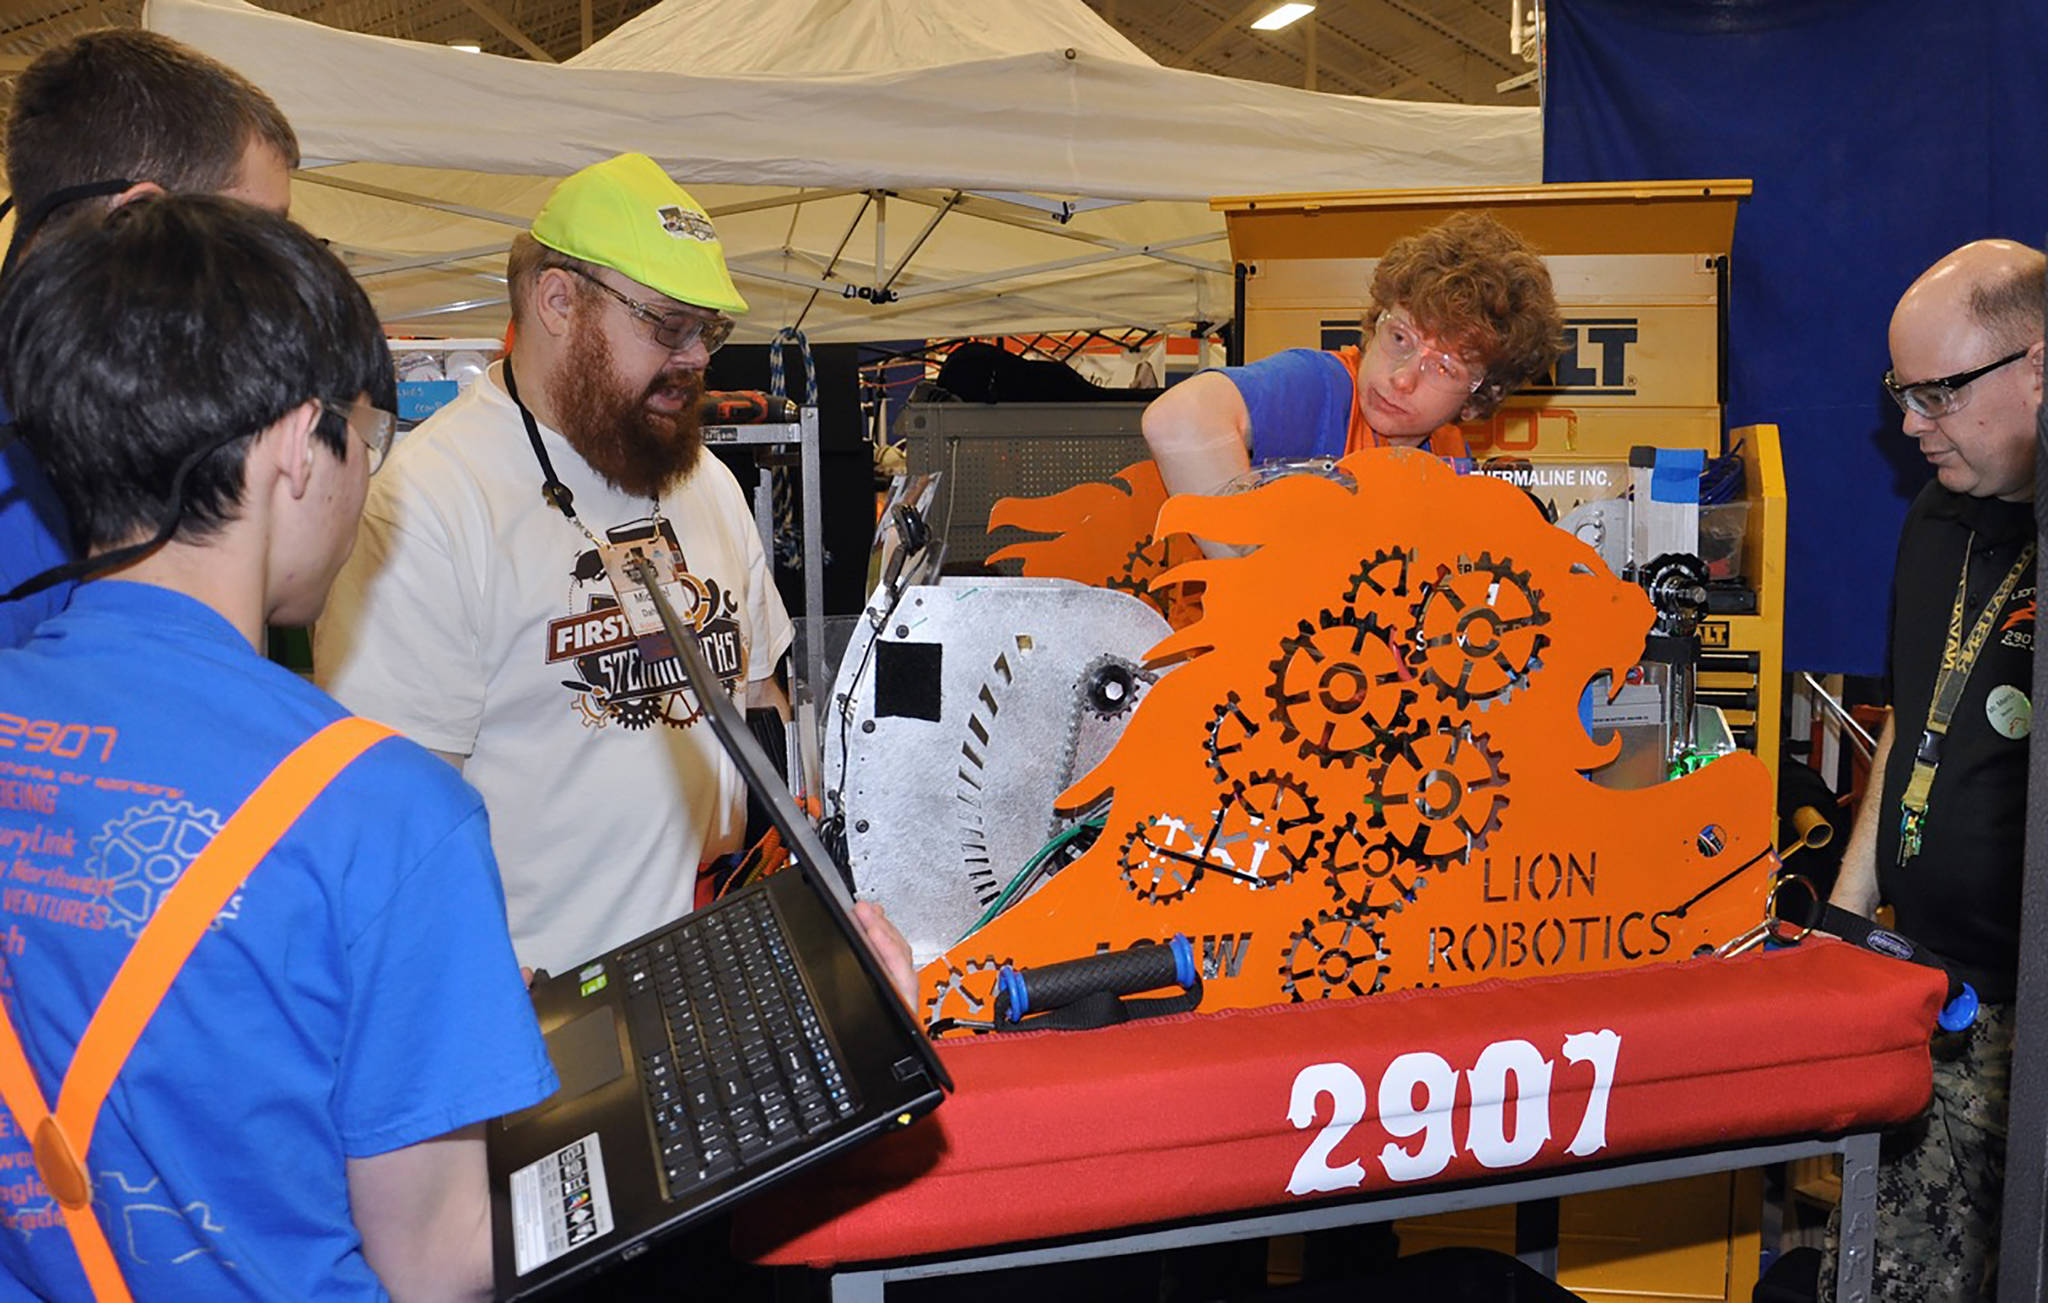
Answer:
[{"left": 996, "top": 935, "right": 1195, "bottom": 1022}]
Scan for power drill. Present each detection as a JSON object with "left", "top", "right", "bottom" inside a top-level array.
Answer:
[{"left": 699, "top": 390, "right": 800, "bottom": 425}]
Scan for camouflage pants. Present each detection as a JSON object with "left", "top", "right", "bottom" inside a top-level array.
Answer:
[{"left": 1821, "top": 1001, "right": 2013, "bottom": 1303}]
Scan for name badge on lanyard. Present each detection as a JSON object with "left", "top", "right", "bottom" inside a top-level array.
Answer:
[{"left": 596, "top": 528, "right": 697, "bottom": 662}]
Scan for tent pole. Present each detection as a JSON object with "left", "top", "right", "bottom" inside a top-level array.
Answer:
[
  {"left": 882, "top": 192, "right": 964, "bottom": 294},
  {"left": 352, "top": 243, "right": 511, "bottom": 278},
  {"left": 895, "top": 189, "right": 1228, "bottom": 276},
  {"left": 793, "top": 192, "right": 875, "bottom": 333},
  {"left": 707, "top": 188, "right": 868, "bottom": 219},
  {"left": 295, "top": 171, "right": 531, "bottom": 228},
  {"left": 889, "top": 231, "right": 1225, "bottom": 302},
  {"left": 874, "top": 192, "right": 887, "bottom": 300}
]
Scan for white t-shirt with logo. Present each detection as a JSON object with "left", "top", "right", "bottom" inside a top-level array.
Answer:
[{"left": 315, "top": 363, "right": 794, "bottom": 975}]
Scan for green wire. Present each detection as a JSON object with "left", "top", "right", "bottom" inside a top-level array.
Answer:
[{"left": 956, "top": 818, "right": 1105, "bottom": 943}]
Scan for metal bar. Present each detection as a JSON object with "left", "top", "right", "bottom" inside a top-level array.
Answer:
[
  {"left": 1178, "top": 1, "right": 1276, "bottom": 66},
  {"left": 379, "top": 294, "right": 509, "bottom": 322},
  {"left": 890, "top": 190, "right": 1230, "bottom": 276},
  {"left": 725, "top": 260, "right": 855, "bottom": 297},
  {"left": 889, "top": 232, "right": 1229, "bottom": 302},
  {"left": 827, "top": 1135, "right": 1870, "bottom": 1298},
  {"left": 1799, "top": 672, "right": 1880, "bottom": 758},
  {"left": 706, "top": 188, "right": 868, "bottom": 219},
  {"left": 800, "top": 405, "right": 827, "bottom": 712},
  {"left": 1837, "top": 1131, "right": 1879, "bottom": 1303},
  {"left": 872, "top": 191, "right": 887, "bottom": 300},
  {"left": 294, "top": 170, "right": 533, "bottom": 229},
  {"left": 792, "top": 192, "right": 875, "bottom": 334},
  {"left": 579, "top": 0, "right": 592, "bottom": 49},
  {"left": 454, "top": 0, "right": 556, "bottom": 61},
  {"left": 882, "top": 192, "right": 963, "bottom": 292},
  {"left": 351, "top": 243, "right": 510, "bottom": 279}
]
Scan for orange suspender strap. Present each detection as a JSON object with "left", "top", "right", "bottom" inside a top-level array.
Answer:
[{"left": 0, "top": 715, "right": 394, "bottom": 1302}]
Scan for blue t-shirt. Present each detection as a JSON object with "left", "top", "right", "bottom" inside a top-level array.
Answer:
[
  {"left": 0, "top": 582, "right": 556, "bottom": 1300},
  {"left": 0, "top": 402, "right": 74, "bottom": 648},
  {"left": 1219, "top": 348, "right": 1356, "bottom": 463}
]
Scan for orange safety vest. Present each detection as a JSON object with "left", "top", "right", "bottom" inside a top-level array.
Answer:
[
  {"left": 1332, "top": 346, "right": 1470, "bottom": 460},
  {"left": 0, "top": 716, "right": 393, "bottom": 1301}
]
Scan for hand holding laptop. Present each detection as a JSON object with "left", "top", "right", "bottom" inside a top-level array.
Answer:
[{"left": 851, "top": 901, "right": 915, "bottom": 1006}]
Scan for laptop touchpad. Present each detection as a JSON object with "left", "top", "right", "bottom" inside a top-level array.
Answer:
[{"left": 505, "top": 1007, "right": 625, "bottom": 1127}]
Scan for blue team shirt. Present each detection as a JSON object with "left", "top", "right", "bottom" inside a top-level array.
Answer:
[
  {"left": 0, "top": 397, "right": 74, "bottom": 648},
  {"left": 1219, "top": 348, "right": 1356, "bottom": 463},
  {"left": 0, "top": 582, "right": 555, "bottom": 1300}
]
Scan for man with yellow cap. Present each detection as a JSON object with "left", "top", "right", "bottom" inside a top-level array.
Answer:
[{"left": 317, "top": 153, "right": 912, "bottom": 993}]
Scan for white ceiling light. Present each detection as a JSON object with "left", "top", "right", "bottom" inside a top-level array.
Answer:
[
  {"left": 1250, "top": 3, "right": 1316, "bottom": 31},
  {"left": 445, "top": 38, "right": 483, "bottom": 53}
]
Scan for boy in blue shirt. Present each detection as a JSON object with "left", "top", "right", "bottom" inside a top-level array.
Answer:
[{"left": 0, "top": 195, "right": 555, "bottom": 1299}]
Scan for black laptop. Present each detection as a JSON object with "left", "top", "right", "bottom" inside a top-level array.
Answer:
[{"left": 488, "top": 563, "right": 952, "bottom": 1299}]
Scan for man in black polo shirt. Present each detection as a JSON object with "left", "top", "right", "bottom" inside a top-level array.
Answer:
[{"left": 1825, "top": 238, "right": 2043, "bottom": 1302}]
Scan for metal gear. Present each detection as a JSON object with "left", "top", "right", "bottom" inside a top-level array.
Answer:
[
  {"left": 1343, "top": 546, "right": 1420, "bottom": 619},
  {"left": 1323, "top": 811, "right": 1430, "bottom": 909},
  {"left": 1204, "top": 693, "right": 1262, "bottom": 786},
  {"left": 1118, "top": 812, "right": 1208, "bottom": 904},
  {"left": 1409, "top": 551, "right": 1551, "bottom": 709},
  {"left": 1367, "top": 720, "right": 1509, "bottom": 868},
  {"left": 1278, "top": 909, "right": 1389, "bottom": 1001},
  {"left": 923, "top": 955, "right": 1009, "bottom": 1034},
  {"left": 1105, "top": 534, "right": 1178, "bottom": 621},
  {"left": 1079, "top": 656, "right": 1146, "bottom": 720},
  {"left": 1642, "top": 552, "right": 1710, "bottom": 637},
  {"left": 1205, "top": 770, "right": 1325, "bottom": 890},
  {"left": 1264, "top": 608, "right": 1416, "bottom": 767}
]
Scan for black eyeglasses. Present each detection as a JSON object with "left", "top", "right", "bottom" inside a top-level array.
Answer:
[
  {"left": 1883, "top": 348, "right": 2029, "bottom": 419},
  {"left": 560, "top": 265, "right": 734, "bottom": 355}
]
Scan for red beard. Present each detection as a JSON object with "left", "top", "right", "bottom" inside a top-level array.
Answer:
[{"left": 547, "top": 319, "right": 705, "bottom": 501}]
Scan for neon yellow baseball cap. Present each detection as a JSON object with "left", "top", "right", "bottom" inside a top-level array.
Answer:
[{"left": 530, "top": 152, "right": 747, "bottom": 315}]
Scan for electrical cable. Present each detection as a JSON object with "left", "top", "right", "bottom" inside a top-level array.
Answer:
[
  {"left": 1698, "top": 438, "right": 1747, "bottom": 505},
  {"left": 957, "top": 818, "right": 1104, "bottom": 942}
]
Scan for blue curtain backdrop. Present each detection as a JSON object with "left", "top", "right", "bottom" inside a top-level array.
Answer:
[{"left": 1543, "top": 0, "right": 2048, "bottom": 675}]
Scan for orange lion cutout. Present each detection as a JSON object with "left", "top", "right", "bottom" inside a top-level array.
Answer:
[
  {"left": 923, "top": 449, "right": 1775, "bottom": 1033},
  {"left": 987, "top": 459, "right": 1201, "bottom": 627}
]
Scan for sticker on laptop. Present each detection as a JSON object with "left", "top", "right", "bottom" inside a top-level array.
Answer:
[{"left": 510, "top": 1132, "right": 615, "bottom": 1275}]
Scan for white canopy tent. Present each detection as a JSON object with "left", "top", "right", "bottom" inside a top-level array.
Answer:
[{"left": 145, "top": 0, "right": 1541, "bottom": 344}]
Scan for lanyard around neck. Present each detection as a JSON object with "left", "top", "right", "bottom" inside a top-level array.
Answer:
[
  {"left": 501, "top": 359, "right": 655, "bottom": 547},
  {"left": 1897, "top": 531, "right": 2034, "bottom": 862}
]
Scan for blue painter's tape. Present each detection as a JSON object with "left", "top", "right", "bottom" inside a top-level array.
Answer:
[{"left": 1649, "top": 447, "right": 1706, "bottom": 503}]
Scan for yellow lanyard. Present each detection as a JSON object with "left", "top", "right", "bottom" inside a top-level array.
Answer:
[{"left": 1897, "top": 533, "right": 2034, "bottom": 863}]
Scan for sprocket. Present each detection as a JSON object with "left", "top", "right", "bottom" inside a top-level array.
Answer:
[
  {"left": 923, "top": 954, "right": 1009, "bottom": 1034},
  {"left": 1409, "top": 551, "right": 1550, "bottom": 709},
  {"left": 1205, "top": 770, "right": 1325, "bottom": 890},
  {"left": 1264, "top": 608, "right": 1416, "bottom": 767},
  {"left": 1343, "top": 546, "right": 1420, "bottom": 623},
  {"left": 1367, "top": 720, "right": 1509, "bottom": 868},
  {"left": 1278, "top": 908, "right": 1389, "bottom": 1001},
  {"left": 1118, "top": 812, "right": 1208, "bottom": 904},
  {"left": 1204, "top": 693, "right": 1262, "bottom": 787},
  {"left": 1106, "top": 534, "right": 1183, "bottom": 622},
  {"left": 1322, "top": 811, "right": 1431, "bottom": 910},
  {"left": 1077, "top": 655, "right": 1147, "bottom": 720}
]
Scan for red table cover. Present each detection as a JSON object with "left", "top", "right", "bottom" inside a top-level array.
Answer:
[{"left": 738, "top": 939, "right": 1942, "bottom": 1268}]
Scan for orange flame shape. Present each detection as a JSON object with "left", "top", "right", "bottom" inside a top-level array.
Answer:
[{"left": 923, "top": 449, "right": 1774, "bottom": 1033}]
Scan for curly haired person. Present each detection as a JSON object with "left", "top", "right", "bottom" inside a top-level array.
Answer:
[{"left": 1142, "top": 211, "right": 1563, "bottom": 501}]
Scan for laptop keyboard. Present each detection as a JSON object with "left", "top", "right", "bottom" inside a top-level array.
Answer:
[{"left": 619, "top": 892, "right": 858, "bottom": 1199}]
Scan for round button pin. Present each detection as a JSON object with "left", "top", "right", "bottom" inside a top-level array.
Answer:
[{"left": 1986, "top": 683, "right": 2031, "bottom": 740}]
